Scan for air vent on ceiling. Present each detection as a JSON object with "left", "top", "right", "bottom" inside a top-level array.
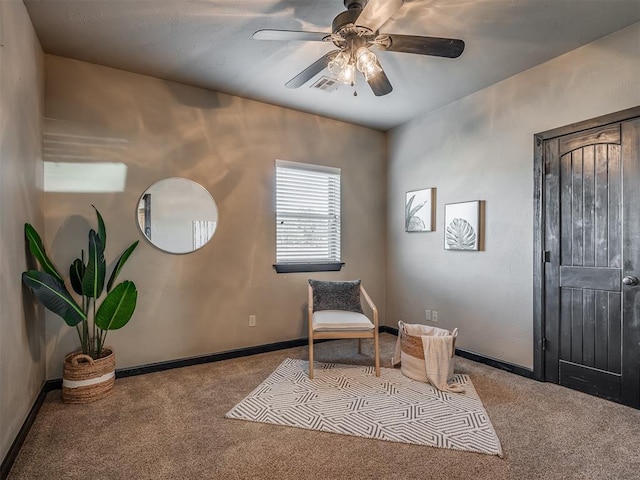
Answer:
[{"left": 310, "top": 76, "right": 339, "bottom": 92}]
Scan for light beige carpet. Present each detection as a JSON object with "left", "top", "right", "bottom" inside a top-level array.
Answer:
[
  {"left": 226, "top": 358, "right": 502, "bottom": 456},
  {"left": 8, "top": 334, "right": 640, "bottom": 479}
]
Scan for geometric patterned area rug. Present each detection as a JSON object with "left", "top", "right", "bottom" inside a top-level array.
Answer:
[{"left": 225, "top": 358, "right": 503, "bottom": 457}]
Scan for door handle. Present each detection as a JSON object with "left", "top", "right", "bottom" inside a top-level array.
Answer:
[{"left": 622, "top": 276, "right": 639, "bottom": 286}]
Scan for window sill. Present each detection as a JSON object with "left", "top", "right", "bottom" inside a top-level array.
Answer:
[{"left": 273, "top": 262, "right": 345, "bottom": 274}]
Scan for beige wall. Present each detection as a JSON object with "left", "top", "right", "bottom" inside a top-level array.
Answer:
[
  {"left": 386, "top": 23, "right": 640, "bottom": 369},
  {"left": 0, "top": 0, "right": 45, "bottom": 463},
  {"left": 43, "top": 56, "right": 386, "bottom": 378}
]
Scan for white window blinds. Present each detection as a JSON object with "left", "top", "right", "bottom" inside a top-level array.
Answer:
[{"left": 276, "top": 160, "right": 341, "bottom": 264}]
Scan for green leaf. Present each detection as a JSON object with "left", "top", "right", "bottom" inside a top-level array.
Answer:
[
  {"left": 22, "top": 271, "right": 86, "bottom": 327},
  {"left": 24, "top": 224, "right": 63, "bottom": 282},
  {"left": 106, "top": 241, "right": 139, "bottom": 292},
  {"left": 93, "top": 205, "right": 106, "bottom": 252},
  {"left": 82, "top": 230, "right": 105, "bottom": 298},
  {"left": 95, "top": 281, "right": 137, "bottom": 331},
  {"left": 69, "top": 258, "right": 86, "bottom": 295}
]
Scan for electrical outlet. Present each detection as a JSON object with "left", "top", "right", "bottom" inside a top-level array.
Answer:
[
  {"left": 425, "top": 309, "right": 431, "bottom": 321},
  {"left": 432, "top": 311, "right": 438, "bottom": 323},
  {"left": 249, "top": 315, "right": 256, "bottom": 327}
]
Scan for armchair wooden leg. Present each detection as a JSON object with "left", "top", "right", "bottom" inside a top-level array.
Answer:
[
  {"left": 308, "top": 335, "right": 314, "bottom": 379},
  {"left": 374, "top": 329, "right": 380, "bottom": 377},
  {"left": 358, "top": 338, "right": 362, "bottom": 354}
]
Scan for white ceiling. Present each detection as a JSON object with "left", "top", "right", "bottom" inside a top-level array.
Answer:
[{"left": 24, "top": 0, "right": 640, "bottom": 131}]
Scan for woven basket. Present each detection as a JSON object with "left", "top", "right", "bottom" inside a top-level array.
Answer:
[
  {"left": 400, "top": 332, "right": 428, "bottom": 359},
  {"left": 397, "top": 323, "right": 458, "bottom": 383},
  {"left": 62, "top": 349, "right": 115, "bottom": 404},
  {"left": 400, "top": 327, "right": 458, "bottom": 360}
]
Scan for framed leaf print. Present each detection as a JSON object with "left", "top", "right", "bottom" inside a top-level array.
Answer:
[
  {"left": 444, "top": 201, "right": 484, "bottom": 251},
  {"left": 405, "top": 188, "right": 435, "bottom": 232}
]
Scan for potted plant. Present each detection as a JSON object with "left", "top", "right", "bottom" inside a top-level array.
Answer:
[{"left": 22, "top": 206, "right": 138, "bottom": 403}]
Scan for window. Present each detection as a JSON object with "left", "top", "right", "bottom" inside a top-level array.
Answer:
[{"left": 275, "top": 160, "right": 343, "bottom": 273}]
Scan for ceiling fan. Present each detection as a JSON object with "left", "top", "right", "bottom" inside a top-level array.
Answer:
[{"left": 253, "top": 0, "right": 465, "bottom": 96}]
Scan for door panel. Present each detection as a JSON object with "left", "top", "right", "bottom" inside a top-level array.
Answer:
[
  {"left": 621, "top": 119, "right": 640, "bottom": 407},
  {"left": 559, "top": 288, "right": 622, "bottom": 371},
  {"left": 559, "top": 123, "right": 620, "bottom": 156},
  {"left": 593, "top": 290, "right": 608, "bottom": 370},
  {"left": 608, "top": 292, "right": 622, "bottom": 374},
  {"left": 559, "top": 266, "right": 620, "bottom": 290},
  {"left": 559, "top": 360, "right": 621, "bottom": 402},
  {"left": 543, "top": 117, "right": 640, "bottom": 407}
]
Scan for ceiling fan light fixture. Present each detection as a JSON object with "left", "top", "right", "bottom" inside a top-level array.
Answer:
[
  {"left": 328, "top": 50, "right": 349, "bottom": 76},
  {"left": 328, "top": 50, "right": 356, "bottom": 84},
  {"left": 337, "top": 61, "right": 356, "bottom": 84},
  {"left": 355, "top": 47, "right": 382, "bottom": 80},
  {"left": 254, "top": 0, "right": 466, "bottom": 97}
]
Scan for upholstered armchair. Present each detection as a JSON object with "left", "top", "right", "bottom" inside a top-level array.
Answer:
[{"left": 307, "top": 279, "right": 380, "bottom": 379}]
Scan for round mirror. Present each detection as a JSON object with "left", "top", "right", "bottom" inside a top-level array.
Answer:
[{"left": 136, "top": 178, "right": 218, "bottom": 254}]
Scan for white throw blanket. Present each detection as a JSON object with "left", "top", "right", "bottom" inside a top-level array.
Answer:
[
  {"left": 422, "top": 334, "right": 465, "bottom": 393},
  {"left": 392, "top": 322, "right": 464, "bottom": 393}
]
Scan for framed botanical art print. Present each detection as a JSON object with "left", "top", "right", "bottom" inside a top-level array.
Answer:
[
  {"left": 405, "top": 188, "right": 435, "bottom": 232},
  {"left": 444, "top": 200, "right": 484, "bottom": 250}
]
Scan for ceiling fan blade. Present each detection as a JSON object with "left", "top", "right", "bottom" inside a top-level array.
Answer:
[
  {"left": 285, "top": 51, "right": 340, "bottom": 89},
  {"left": 355, "top": 0, "right": 404, "bottom": 33},
  {"left": 380, "top": 34, "right": 465, "bottom": 58},
  {"left": 367, "top": 68, "right": 393, "bottom": 97},
  {"left": 253, "top": 29, "right": 329, "bottom": 42}
]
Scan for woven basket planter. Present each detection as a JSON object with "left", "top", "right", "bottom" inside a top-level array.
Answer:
[{"left": 62, "top": 349, "right": 115, "bottom": 404}]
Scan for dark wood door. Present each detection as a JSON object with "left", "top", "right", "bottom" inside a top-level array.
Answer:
[{"left": 542, "top": 117, "right": 640, "bottom": 407}]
